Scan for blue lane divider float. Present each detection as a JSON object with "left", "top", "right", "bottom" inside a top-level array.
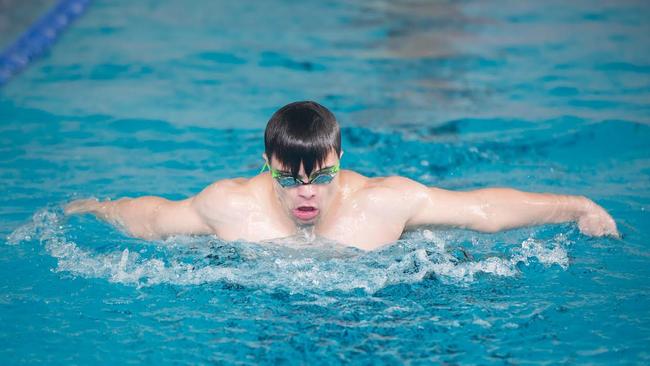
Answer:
[{"left": 0, "top": 0, "right": 92, "bottom": 86}]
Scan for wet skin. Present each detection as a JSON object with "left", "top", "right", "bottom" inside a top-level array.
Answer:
[{"left": 65, "top": 151, "right": 619, "bottom": 251}]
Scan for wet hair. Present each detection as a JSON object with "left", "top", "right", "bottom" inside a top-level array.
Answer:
[{"left": 264, "top": 101, "right": 341, "bottom": 179}]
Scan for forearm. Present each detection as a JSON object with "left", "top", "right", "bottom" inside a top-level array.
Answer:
[
  {"left": 412, "top": 182, "right": 617, "bottom": 236},
  {"left": 68, "top": 196, "right": 173, "bottom": 239},
  {"left": 471, "top": 188, "right": 590, "bottom": 232}
]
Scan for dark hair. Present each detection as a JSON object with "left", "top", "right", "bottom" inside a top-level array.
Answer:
[{"left": 264, "top": 101, "right": 341, "bottom": 178}]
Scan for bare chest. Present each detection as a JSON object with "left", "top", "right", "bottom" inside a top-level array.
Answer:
[
  {"left": 212, "top": 206, "right": 294, "bottom": 243},
  {"left": 209, "top": 192, "right": 407, "bottom": 250},
  {"left": 315, "top": 202, "right": 407, "bottom": 250}
]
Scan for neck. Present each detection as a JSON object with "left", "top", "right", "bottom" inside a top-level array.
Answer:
[{"left": 296, "top": 225, "right": 316, "bottom": 241}]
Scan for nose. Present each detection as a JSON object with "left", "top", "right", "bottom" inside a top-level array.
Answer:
[{"left": 296, "top": 184, "right": 316, "bottom": 199}]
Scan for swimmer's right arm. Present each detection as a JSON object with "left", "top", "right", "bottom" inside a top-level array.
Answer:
[{"left": 64, "top": 181, "right": 230, "bottom": 240}]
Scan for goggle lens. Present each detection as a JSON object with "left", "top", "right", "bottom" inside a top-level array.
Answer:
[
  {"left": 310, "top": 174, "right": 334, "bottom": 185},
  {"left": 266, "top": 163, "right": 340, "bottom": 188},
  {"left": 276, "top": 176, "right": 302, "bottom": 188}
]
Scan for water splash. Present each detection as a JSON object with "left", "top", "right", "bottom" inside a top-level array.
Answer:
[{"left": 7, "top": 209, "right": 571, "bottom": 293}]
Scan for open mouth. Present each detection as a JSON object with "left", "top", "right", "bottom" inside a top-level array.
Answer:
[{"left": 292, "top": 206, "right": 319, "bottom": 221}]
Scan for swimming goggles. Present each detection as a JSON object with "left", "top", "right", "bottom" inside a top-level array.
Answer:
[{"left": 261, "top": 162, "right": 340, "bottom": 188}]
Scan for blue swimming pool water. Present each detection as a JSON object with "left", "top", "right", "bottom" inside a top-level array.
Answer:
[{"left": 1, "top": 0, "right": 649, "bottom": 364}]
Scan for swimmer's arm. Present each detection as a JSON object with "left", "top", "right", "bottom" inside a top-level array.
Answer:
[
  {"left": 64, "top": 179, "right": 241, "bottom": 239},
  {"left": 64, "top": 195, "right": 213, "bottom": 240},
  {"left": 401, "top": 180, "right": 618, "bottom": 237}
]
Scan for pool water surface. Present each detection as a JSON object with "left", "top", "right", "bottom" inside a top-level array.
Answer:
[{"left": 1, "top": 0, "right": 649, "bottom": 364}]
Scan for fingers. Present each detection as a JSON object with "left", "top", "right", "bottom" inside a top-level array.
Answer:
[
  {"left": 64, "top": 201, "right": 83, "bottom": 215},
  {"left": 64, "top": 198, "right": 99, "bottom": 215},
  {"left": 578, "top": 211, "right": 620, "bottom": 238},
  {"left": 605, "top": 219, "right": 621, "bottom": 239},
  {"left": 600, "top": 211, "right": 620, "bottom": 238}
]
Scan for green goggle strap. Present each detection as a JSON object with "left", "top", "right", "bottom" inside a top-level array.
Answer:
[{"left": 260, "top": 162, "right": 270, "bottom": 174}]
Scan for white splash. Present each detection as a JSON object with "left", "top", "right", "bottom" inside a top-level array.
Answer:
[{"left": 7, "top": 209, "right": 572, "bottom": 293}]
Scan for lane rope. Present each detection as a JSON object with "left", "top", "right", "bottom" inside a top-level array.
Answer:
[{"left": 0, "top": 0, "right": 92, "bottom": 86}]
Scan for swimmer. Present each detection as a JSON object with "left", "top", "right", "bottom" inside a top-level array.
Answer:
[{"left": 65, "top": 101, "right": 619, "bottom": 250}]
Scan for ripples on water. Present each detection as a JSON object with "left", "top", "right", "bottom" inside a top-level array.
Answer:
[
  {"left": 2, "top": 114, "right": 649, "bottom": 365},
  {"left": 1, "top": 109, "right": 649, "bottom": 365},
  {"left": 1, "top": 0, "right": 649, "bottom": 127}
]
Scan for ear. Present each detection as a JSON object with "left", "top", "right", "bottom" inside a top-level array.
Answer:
[{"left": 262, "top": 153, "right": 269, "bottom": 164}]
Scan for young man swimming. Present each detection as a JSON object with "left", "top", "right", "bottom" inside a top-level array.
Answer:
[{"left": 65, "top": 101, "right": 619, "bottom": 250}]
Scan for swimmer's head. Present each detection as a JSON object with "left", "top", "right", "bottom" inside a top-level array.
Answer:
[
  {"left": 264, "top": 101, "right": 341, "bottom": 180},
  {"left": 263, "top": 101, "right": 342, "bottom": 225}
]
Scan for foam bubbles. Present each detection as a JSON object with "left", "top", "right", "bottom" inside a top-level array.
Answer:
[{"left": 7, "top": 209, "right": 572, "bottom": 293}]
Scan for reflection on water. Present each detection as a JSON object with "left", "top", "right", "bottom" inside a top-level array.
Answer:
[
  {"left": 1, "top": 0, "right": 648, "bottom": 128},
  {"left": 352, "top": 0, "right": 650, "bottom": 126}
]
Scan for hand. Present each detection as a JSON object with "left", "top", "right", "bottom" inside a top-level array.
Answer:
[
  {"left": 64, "top": 198, "right": 101, "bottom": 215},
  {"left": 577, "top": 199, "right": 619, "bottom": 238}
]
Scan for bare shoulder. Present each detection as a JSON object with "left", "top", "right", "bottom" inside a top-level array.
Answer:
[
  {"left": 362, "top": 175, "right": 429, "bottom": 195},
  {"left": 372, "top": 176, "right": 460, "bottom": 203},
  {"left": 338, "top": 169, "right": 367, "bottom": 187},
  {"left": 342, "top": 172, "right": 429, "bottom": 204},
  {"left": 196, "top": 177, "right": 249, "bottom": 200},
  {"left": 193, "top": 177, "right": 259, "bottom": 221},
  {"left": 340, "top": 170, "right": 417, "bottom": 187},
  {"left": 371, "top": 175, "right": 427, "bottom": 190}
]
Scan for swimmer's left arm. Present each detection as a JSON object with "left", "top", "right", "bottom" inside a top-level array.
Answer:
[{"left": 396, "top": 178, "right": 619, "bottom": 237}]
